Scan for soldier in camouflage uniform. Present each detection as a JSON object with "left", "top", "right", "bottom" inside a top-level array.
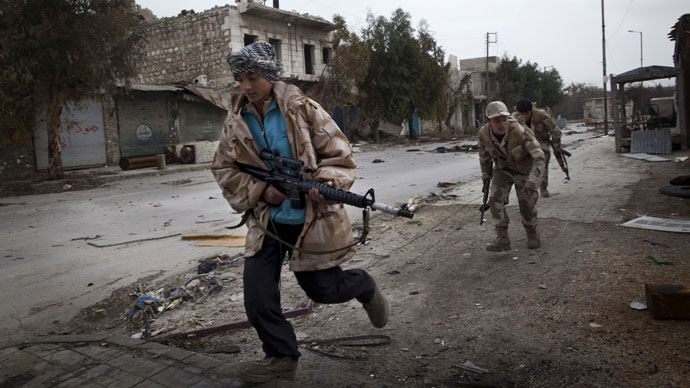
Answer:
[
  {"left": 514, "top": 99, "right": 562, "bottom": 197},
  {"left": 478, "top": 101, "right": 545, "bottom": 251}
]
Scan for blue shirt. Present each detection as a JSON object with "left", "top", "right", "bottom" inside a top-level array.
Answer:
[{"left": 242, "top": 98, "right": 306, "bottom": 225}]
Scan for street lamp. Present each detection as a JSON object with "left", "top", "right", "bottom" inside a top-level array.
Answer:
[{"left": 628, "top": 30, "right": 643, "bottom": 68}]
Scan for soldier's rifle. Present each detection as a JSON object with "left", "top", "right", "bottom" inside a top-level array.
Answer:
[
  {"left": 235, "top": 150, "right": 414, "bottom": 219},
  {"left": 551, "top": 142, "right": 572, "bottom": 180},
  {"left": 479, "top": 162, "right": 492, "bottom": 225}
]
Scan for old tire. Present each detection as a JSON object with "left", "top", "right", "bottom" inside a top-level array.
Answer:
[{"left": 659, "top": 185, "right": 690, "bottom": 198}]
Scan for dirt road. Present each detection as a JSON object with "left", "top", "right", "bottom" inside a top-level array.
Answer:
[{"left": 57, "top": 134, "right": 690, "bottom": 387}]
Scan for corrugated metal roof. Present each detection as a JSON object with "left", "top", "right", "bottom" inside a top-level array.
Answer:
[
  {"left": 631, "top": 129, "right": 672, "bottom": 154},
  {"left": 184, "top": 86, "right": 237, "bottom": 111},
  {"left": 131, "top": 85, "right": 183, "bottom": 92}
]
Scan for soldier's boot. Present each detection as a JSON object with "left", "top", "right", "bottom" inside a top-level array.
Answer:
[
  {"left": 486, "top": 227, "right": 511, "bottom": 252},
  {"left": 540, "top": 188, "right": 550, "bottom": 197},
  {"left": 525, "top": 225, "right": 541, "bottom": 249}
]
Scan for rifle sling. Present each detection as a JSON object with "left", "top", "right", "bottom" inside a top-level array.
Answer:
[{"left": 227, "top": 208, "right": 370, "bottom": 255}]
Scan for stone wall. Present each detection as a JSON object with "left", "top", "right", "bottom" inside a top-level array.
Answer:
[{"left": 135, "top": 4, "right": 334, "bottom": 87}]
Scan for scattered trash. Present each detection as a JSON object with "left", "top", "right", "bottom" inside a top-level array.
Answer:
[
  {"left": 649, "top": 255, "right": 673, "bottom": 265},
  {"left": 589, "top": 323, "right": 602, "bottom": 328},
  {"left": 400, "top": 348, "right": 409, "bottom": 352},
  {"left": 71, "top": 235, "right": 101, "bottom": 241},
  {"left": 512, "top": 256, "right": 519, "bottom": 261},
  {"left": 674, "top": 157, "right": 689, "bottom": 163},
  {"left": 642, "top": 239, "right": 670, "bottom": 248},
  {"left": 372, "top": 159, "right": 385, "bottom": 163},
  {"left": 432, "top": 144, "right": 478, "bottom": 153},
  {"left": 62, "top": 184, "right": 72, "bottom": 190},
  {"left": 87, "top": 233, "right": 182, "bottom": 248},
  {"left": 87, "top": 283, "right": 94, "bottom": 287},
  {"left": 621, "top": 216, "right": 690, "bottom": 233},
  {"left": 474, "top": 303, "right": 483, "bottom": 309},
  {"left": 198, "top": 258, "right": 222, "bottom": 274},
  {"left": 629, "top": 301, "right": 648, "bottom": 310},
  {"left": 230, "top": 292, "right": 244, "bottom": 302},
  {"left": 406, "top": 149, "right": 421, "bottom": 152},
  {"left": 436, "top": 182, "right": 457, "bottom": 188},
  {"left": 620, "top": 153, "right": 671, "bottom": 162},
  {"left": 93, "top": 309, "right": 108, "bottom": 319},
  {"left": 454, "top": 360, "right": 490, "bottom": 374},
  {"left": 538, "top": 284, "right": 548, "bottom": 289},
  {"left": 182, "top": 234, "right": 246, "bottom": 247}
]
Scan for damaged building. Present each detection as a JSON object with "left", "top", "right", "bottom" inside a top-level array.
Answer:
[{"left": 3, "top": 0, "right": 336, "bottom": 174}]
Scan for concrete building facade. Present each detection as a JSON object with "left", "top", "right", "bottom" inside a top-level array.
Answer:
[
  {"left": 135, "top": 0, "right": 336, "bottom": 87},
  {"left": 458, "top": 56, "right": 500, "bottom": 128}
]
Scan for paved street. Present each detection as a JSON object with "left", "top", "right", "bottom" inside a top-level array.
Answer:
[
  {"left": 0, "top": 141, "right": 479, "bottom": 345},
  {"left": 1, "top": 130, "right": 689, "bottom": 387}
]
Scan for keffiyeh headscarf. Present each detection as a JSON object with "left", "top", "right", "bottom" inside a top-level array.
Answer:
[{"left": 227, "top": 41, "right": 283, "bottom": 82}]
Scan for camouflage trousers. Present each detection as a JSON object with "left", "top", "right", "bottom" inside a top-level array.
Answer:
[
  {"left": 489, "top": 169, "right": 538, "bottom": 227},
  {"left": 541, "top": 149, "right": 551, "bottom": 190}
]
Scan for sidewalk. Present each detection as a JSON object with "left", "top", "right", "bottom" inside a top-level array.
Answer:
[{"left": 0, "top": 333, "right": 245, "bottom": 388}]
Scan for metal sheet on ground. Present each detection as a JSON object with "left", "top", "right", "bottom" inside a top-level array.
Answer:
[{"left": 620, "top": 216, "right": 690, "bottom": 233}]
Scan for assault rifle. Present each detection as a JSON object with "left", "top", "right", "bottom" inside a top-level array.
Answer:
[
  {"left": 551, "top": 142, "right": 572, "bottom": 180},
  {"left": 235, "top": 150, "right": 414, "bottom": 219},
  {"left": 479, "top": 162, "right": 492, "bottom": 225}
]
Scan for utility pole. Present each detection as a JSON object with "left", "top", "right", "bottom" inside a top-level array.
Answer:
[
  {"left": 601, "top": 0, "right": 608, "bottom": 135},
  {"left": 485, "top": 32, "right": 497, "bottom": 118}
]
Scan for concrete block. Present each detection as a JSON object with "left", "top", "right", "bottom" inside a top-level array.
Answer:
[
  {"left": 157, "top": 347, "right": 196, "bottom": 361},
  {"left": 150, "top": 366, "right": 204, "bottom": 387},
  {"left": 44, "top": 349, "right": 88, "bottom": 368},
  {"left": 182, "top": 353, "right": 223, "bottom": 370},
  {"left": 645, "top": 283, "right": 690, "bottom": 319}
]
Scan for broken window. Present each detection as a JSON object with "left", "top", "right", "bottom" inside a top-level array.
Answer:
[
  {"left": 269, "top": 38, "right": 282, "bottom": 60},
  {"left": 304, "top": 44, "right": 314, "bottom": 75},
  {"left": 244, "top": 34, "right": 257, "bottom": 47},
  {"left": 322, "top": 47, "right": 331, "bottom": 64}
]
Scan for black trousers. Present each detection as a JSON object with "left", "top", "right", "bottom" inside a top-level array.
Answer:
[{"left": 243, "top": 222, "right": 375, "bottom": 358}]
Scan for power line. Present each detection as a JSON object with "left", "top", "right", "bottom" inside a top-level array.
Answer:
[{"left": 608, "top": 0, "right": 633, "bottom": 39}]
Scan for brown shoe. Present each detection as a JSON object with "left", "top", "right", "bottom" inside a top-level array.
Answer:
[
  {"left": 363, "top": 281, "right": 388, "bottom": 328},
  {"left": 525, "top": 225, "right": 541, "bottom": 249},
  {"left": 486, "top": 227, "right": 511, "bottom": 252},
  {"left": 238, "top": 356, "right": 297, "bottom": 383}
]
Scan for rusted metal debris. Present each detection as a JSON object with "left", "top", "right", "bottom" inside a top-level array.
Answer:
[{"left": 156, "top": 300, "right": 313, "bottom": 342}]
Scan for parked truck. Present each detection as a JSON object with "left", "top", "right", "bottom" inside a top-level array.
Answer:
[{"left": 646, "top": 95, "right": 680, "bottom": 144}]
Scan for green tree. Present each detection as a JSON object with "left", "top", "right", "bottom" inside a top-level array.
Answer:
[
  {"left": 416, "top": 20, "right": 449, "bottom": 134},
  {"left": 0, "top": 0, "right": 142, "bottom": 179},
  {"left": 362, "top": 8, "right": 422, "bottom": 141},
  {"left": 309, "top": 15, "right": 370, "bottom": 139},
  {"left": 496, "top": 55, "right": 564, "bottom": 111}
]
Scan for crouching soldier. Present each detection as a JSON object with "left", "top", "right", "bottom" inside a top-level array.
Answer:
[
  {"left": 212, "top": 41, "right": 388, "bottom": 383},
  {"left": 514, "top": 99, "right": 562, "bottom": 197},
  {"left": 478, "top": 101, "right": 545, "bottom": 251}
]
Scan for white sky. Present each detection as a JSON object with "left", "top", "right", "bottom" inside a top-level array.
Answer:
[{"left": 137, "top": 0, "right": 688, "bottom": 86}]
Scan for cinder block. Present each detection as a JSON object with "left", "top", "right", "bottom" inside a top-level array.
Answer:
[{"left": 645, "top": 283, "right": 690, "bottom": 319}]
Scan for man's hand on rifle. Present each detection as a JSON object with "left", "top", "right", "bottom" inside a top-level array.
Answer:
[
  {"left": 262, "top": 185, "right": 287, "bottom": 205},
  {"left": 553, "top": 144, "right": 563, "bottom": 154},
  {"left": 308, "top": 181, "right": 333, "bottom": 204}
]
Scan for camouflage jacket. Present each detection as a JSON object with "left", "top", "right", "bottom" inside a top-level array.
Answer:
[
  {"left": 514, "top": 108, "right": 562, "bottom": 150},
  {"left": 211, "top": 81, "right": 356, "bottom": 271},
  {"left": 478, "top": 118, "right": 545, "bottom": 191}
]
